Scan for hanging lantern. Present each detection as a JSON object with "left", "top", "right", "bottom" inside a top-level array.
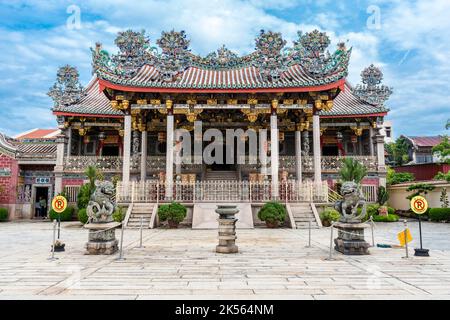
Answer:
[{"left": 158, "top": 132, "right": 166, "bottom": 142}]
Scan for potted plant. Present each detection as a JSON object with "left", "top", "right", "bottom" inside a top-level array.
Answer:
[
  {"left": 377, "top": 186, "right": 390, "bottom": 217},
  {"left": 158, "top": 202, "right": 187, "bottom": 228},
  {"left": 320, "top": 208, "right": 340, "bottom": 227},
  {"left": 257, "top": 201, "right": 287, "bottom": 228}
]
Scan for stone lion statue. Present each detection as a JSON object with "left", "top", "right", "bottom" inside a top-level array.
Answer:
[
  {"left": 334, "top": 181, "right": 366, "bottom": 223},
  {"left": 87, "top": 180, "right": 115, "bottom": 223}
]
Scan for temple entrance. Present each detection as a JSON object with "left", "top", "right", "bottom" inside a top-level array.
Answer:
[
  {"left": 204, "top": 129, "right": 238, "bottom": 172},
  {"left": 34, "top": 186, "right": 48, "bottom": 218}
]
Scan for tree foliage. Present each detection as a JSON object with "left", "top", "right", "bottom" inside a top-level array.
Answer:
[
  {"left": 432, "top": 135, "right": 450, "bottom": 164},
  {"left": 387, "top": 167, "right": 415, "bottom": 185},
  {"left": 406, "top": 183, "right": 435, "bottom": 200},
  {"left": 385, "top": 136, "right": 410, "bottom": 165},
  {"left": 339, "top": 158, "right": 367, "bottom": 184}
]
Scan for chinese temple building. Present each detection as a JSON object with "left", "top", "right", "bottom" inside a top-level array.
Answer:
[
  {"left": 5, "top": 28, "right": 393, "bottom": 225},
  {"left": 0, "top": 129, "right": 58, "bottom": 219}
]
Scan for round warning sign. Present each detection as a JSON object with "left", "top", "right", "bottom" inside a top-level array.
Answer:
[
  {"left": 410, "top": 196, "right": 428, "bottom": 215},
  {"left": 51, "top": 195, "right": 68, "bottom": 213}
]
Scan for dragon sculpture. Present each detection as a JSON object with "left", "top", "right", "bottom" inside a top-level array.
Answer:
[{"left": 87, "top": 181, "right": 116, "bottom": 223}]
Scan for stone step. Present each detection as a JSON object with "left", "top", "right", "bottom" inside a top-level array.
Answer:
[{"left": 296, "top": 223, "right": 319, "bottom": 229}]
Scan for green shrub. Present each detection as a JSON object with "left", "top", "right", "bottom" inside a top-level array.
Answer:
[
  {"left": 387, "top": 171, "right": 415, "bottom": 185},
  {"left": 158, "top": 202, "right": 187, "bottom": 223},
  {"left": 49, "top": 206, "right": 74, "bottom": 221},
  {"left": 77, "top": 208, "right": 88, "bottom": 224},
  {"left": 372, "top": 214, "right": 399, "bottom": 222},
  {"left": 257, "top": 201, "right": 287, "bottom": 224},
  {"left": 0, "top": 207, "right": 8, "bottom": 221},
  {"left": 434, "top": 171, "right": 450, "bottom": 182},
  {"left": 377, "top": 186, "right": 389, "bottom": 205},
  {"left": 77, "top": 183, "right": 92, "bottom": 210},
  {"left": 388, "top": 207, "right": 395, "bottom": 215},
  {"left": 366, "top": 204, "right": 380, "bottom": 218},
  {"left": 320, "top": 208, "right": 340, "bottom": 225},
  {"left": 113, "top": 206, "right": 125, "bottom": 223},
  {"left": 429, "top": 208, "right": 450, "bottom": 222}
]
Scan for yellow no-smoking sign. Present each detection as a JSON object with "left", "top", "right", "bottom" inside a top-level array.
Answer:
[
  {"left": 51, "top": 195, "right": 68, "bottom": 213},
  {"left": 410, "top": 196, "right": 428, "bottom": 215}
]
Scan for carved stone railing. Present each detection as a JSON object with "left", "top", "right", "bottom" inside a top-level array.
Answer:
[
  {"left": 279, "top": 155, "right": 378, "bottom": 172},
  {"left": 116, "top": 179, "right": 329, "bottom": 203},
  {"left": 64, "top": 155, "right": 140, "bottom": 172}
]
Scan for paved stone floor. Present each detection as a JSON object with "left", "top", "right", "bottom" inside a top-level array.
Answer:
[{"left": 1, "top": 220, "right": 450, "bottom": 300}]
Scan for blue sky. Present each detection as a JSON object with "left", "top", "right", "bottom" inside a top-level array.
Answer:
[{"left": 0, "top": 0, "right": 449, "bottom": 138}]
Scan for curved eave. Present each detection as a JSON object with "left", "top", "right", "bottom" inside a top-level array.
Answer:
[
  {"left": 53, "top": 111, "right": 123, "bottom": 118},
  {"left": 98, "top": 78, "right": 346, "bottom": 94},
  {"left": 320, "top": 111, "right": 388, "bottom": 119}
]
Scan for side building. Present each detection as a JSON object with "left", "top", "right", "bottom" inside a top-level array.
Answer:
[{"left": 0, "top": 129, "right": 58, "bottom": 219}]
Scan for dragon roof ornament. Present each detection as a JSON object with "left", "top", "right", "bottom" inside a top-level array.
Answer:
[
  {"left": 199, "top": 45, "right": 241, "bottom": 69},
  {"left": 254, "top": 30, "right": 287, "bottom": 81},
  {"left": 353, "top": 64, "right": 393, "bottom": 105},
  {"left": 156, "top": 30, "right": 191, "bottom": 81},
  {"left": 47, "top": 65, "right": 83, "bottom": 107}
]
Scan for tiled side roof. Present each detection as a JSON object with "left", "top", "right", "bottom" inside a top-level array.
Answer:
[
  {"left": 319, "top": 83, "right": 388, "bottom": 117},
  {"left": 17, "top": 143, "right": 57, "bottom": 156},
  {"left": 53, "top": 79, "right": 387, "bottom": 118},
  {"left": 53, "top": 76, "right": 122, "bottom": 116},
  {"left": 15, "top": 129, "right": 60, "bottom": 140},
  {"left": 407, "top": 136, "right": 443, "bottom": 147}
]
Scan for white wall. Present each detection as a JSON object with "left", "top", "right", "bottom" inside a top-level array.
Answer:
[{"left": 388, "top": 180, "right": 449, "bottom": 210}]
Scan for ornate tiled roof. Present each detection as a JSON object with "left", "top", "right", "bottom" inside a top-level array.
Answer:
[
  {"left": 92, "top": 29, "right": 352, "bottom": 90},
  {"left": 53, "top": 78, "right": 387, "bottom": 118},
  {"left": 53, "top": 76, "right": 122, "bottom": 116},
  {"left": 319, "top": 83, "right": 388, "bottom": 117},
  {"left": 0, "top": 133, "right": 56, "bottom": 161}
]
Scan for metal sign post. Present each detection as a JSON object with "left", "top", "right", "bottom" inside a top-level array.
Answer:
[
  {"left": 410, "top": 196, "right": 429, "bottom": 257},
  {"left": 51, "top": 195, "right": 67, "bottom": 252},
  {"left": 48, "top": 220, "right": 58, "bottom": 261}
]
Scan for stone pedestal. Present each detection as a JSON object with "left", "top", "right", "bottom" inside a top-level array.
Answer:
[
  {"left": 334, "top": 222, "right": 370, "bottom": 255},
  {"left": 216, "top": 205, "right": 239, "bottom": 254},
  {"left": 84, "top": 222, "right": 120, "bottom": 255}
]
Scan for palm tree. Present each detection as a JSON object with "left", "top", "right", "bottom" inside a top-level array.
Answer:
[
  {"left": 85, "top": 166, "right": 97, "bottom": 191},
  {"left": 339, "top": 158, "right": 368, "bottom": 184}
]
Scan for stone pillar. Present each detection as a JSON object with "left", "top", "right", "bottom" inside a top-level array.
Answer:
[
  {"left": 312, "top": 113, "right": 322, "bottom": 183},
  {"left": 259, "top": 129, "right": 268, "bottom": 177},
  {"left": 54, "top": 134, "right": 66, "bottom": 195},
  {"left": 122, "top": 114, "right": 132, "bottom": 185},
  {"left": 270, "top": 111, "right": 279, "bottom": 199},
  {"left": 165, "top": 103, "right": 174, "bottom": 200},
  {"left": 369, "top": 126, "right": 375, "bottom": 156},
  {"left": 140, "top": 130, "right": 147, "bottom": 181},
  {"left": 374, "top": 130, "right": 386, "bottom": 187},
  {"left": 66, "top": 127, "right": 72, "bottom": 157},
  {"left": 132, "top": 130, "right": 140, "bottom": 155},
  {"left": 295, "top": 130, "right": 302, "bottom": 182}
]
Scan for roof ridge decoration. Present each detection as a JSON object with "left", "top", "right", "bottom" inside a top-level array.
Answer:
[
  {"left": 155, "top": 30, "right": 191, "bottom": 81},
  {"left": 0, "top": 133, "right": 17, "bottom": 158},
  {"left": 90, "top": 28, "right": 352, "bottom": 88},
  {"left": 112, "top": 29, "right": 153, "bottom": 77},
  {"left": 353, "top": 64, "right": 393, "bottom": 105},
  {"left": 254, "top": 30, "right": 287, "bottom": 81},
  {"left": 196, "top": 45, "right": 242, "bottom": 69},
  {"left": 47, "top": 65, "right": 83, "bottom": 107}
]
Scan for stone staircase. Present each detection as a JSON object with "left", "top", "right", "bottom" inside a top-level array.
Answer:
[
  {"left": 288, "top": 203, "right": 320, "bottom": 229},
  {"left": 205, "top": 170, "right": 239, "bottom": 181},
  {"left": 125, "top": 203, "right": 155, "bottom": 228}
]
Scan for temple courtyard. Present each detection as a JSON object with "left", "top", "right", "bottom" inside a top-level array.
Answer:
[{"left": 1, "top": 221, "right": 450, "bottom": 300}]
